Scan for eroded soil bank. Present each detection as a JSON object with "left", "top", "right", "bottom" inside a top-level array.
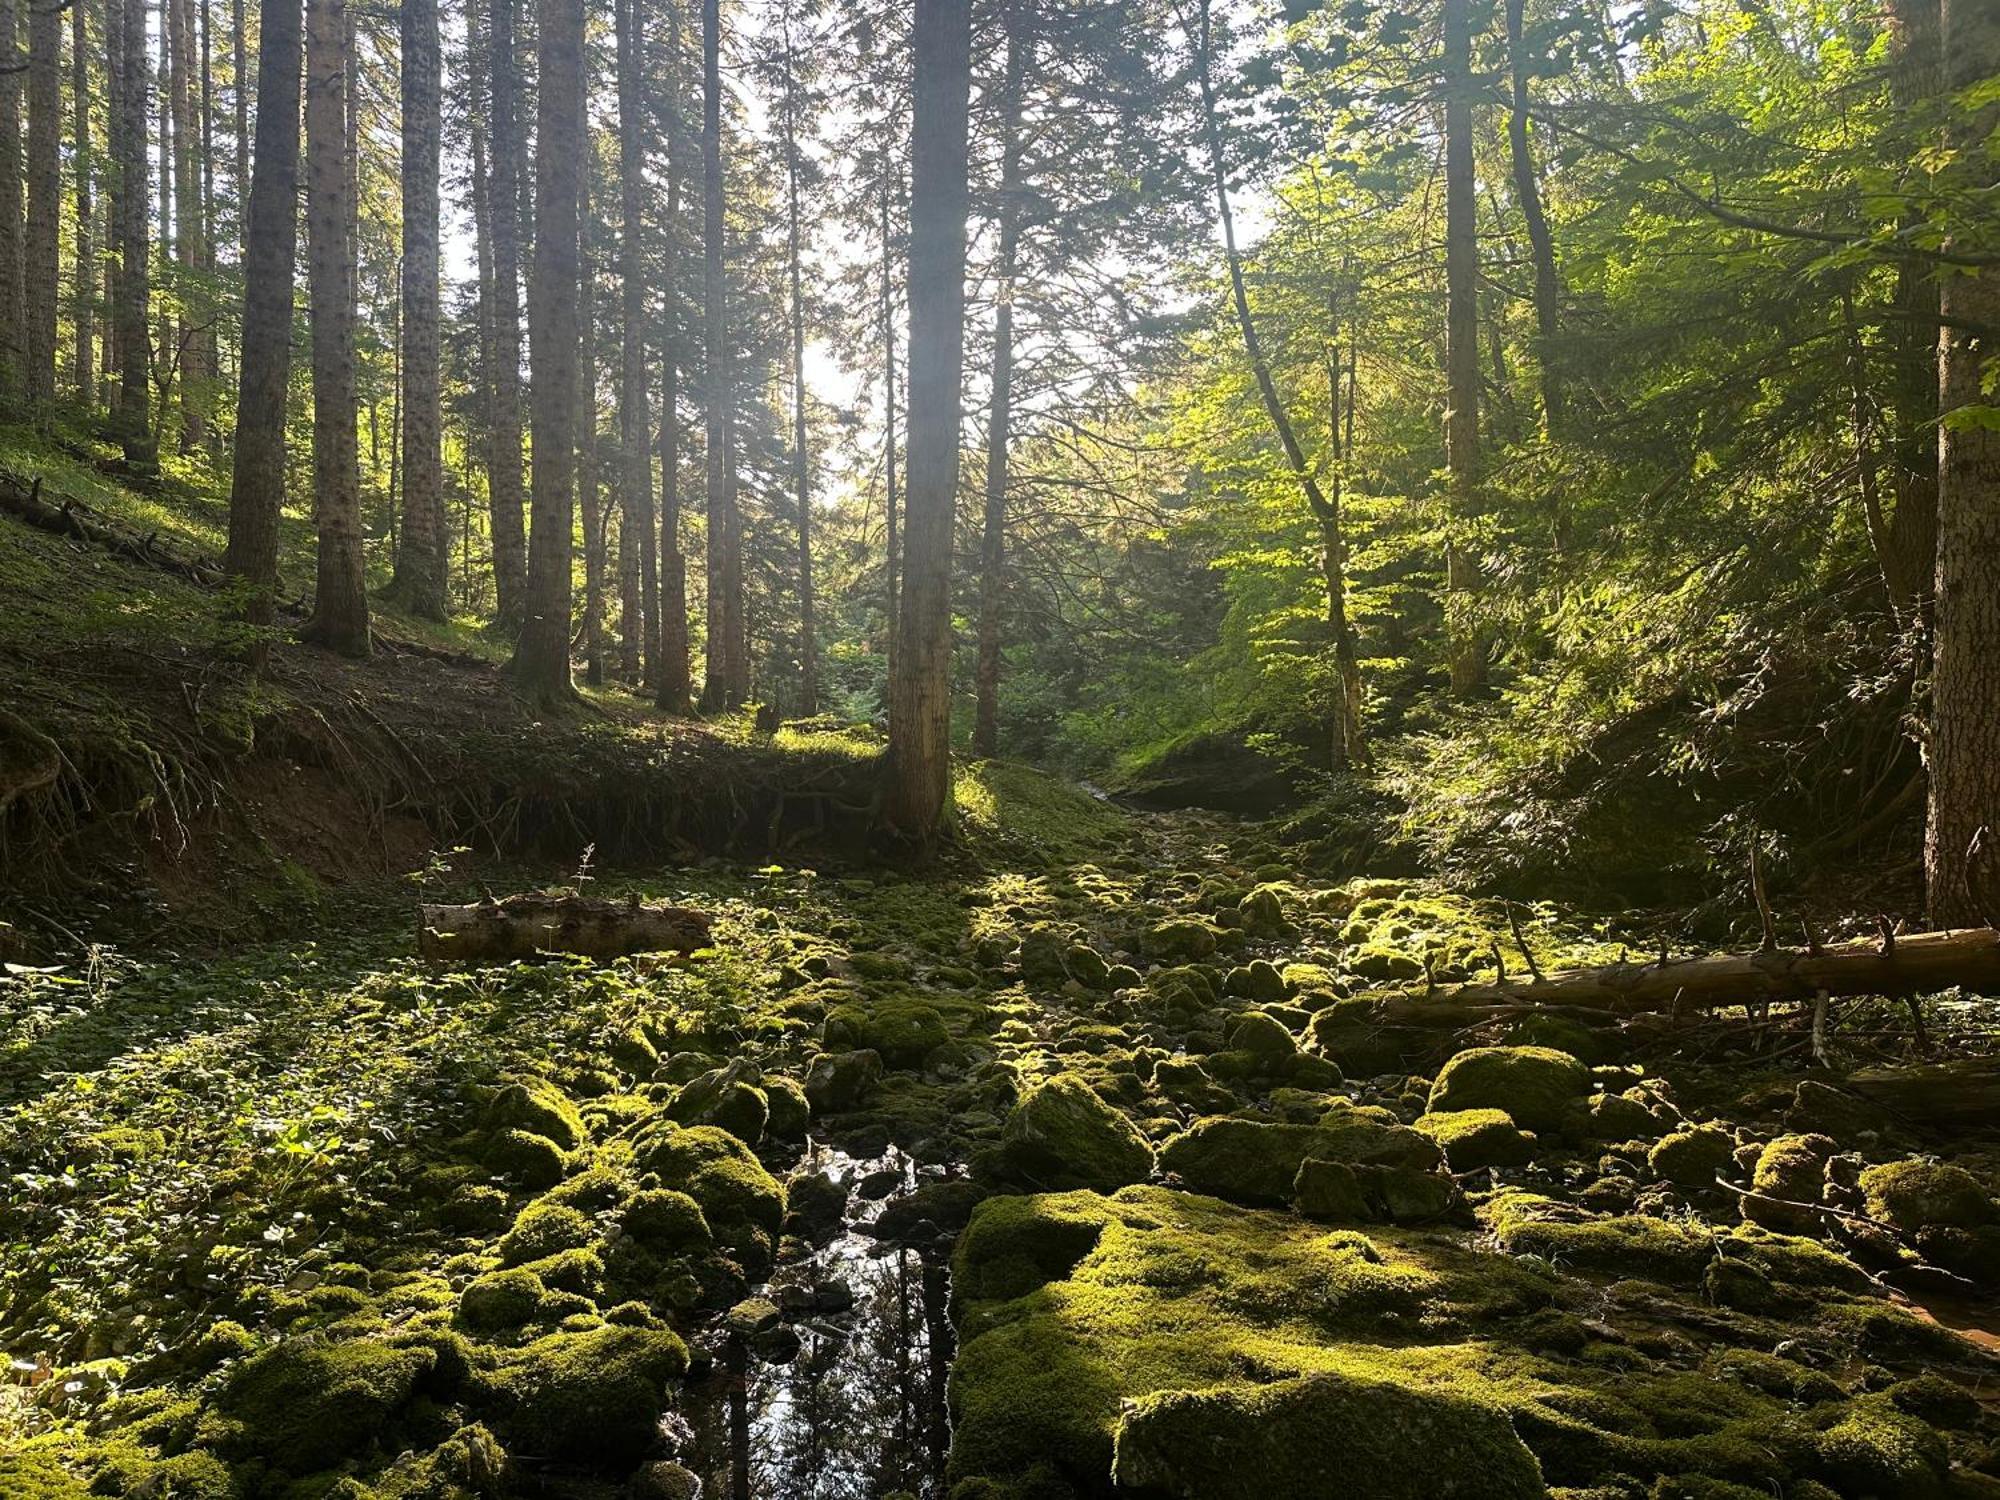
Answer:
[{"left": 2, "top": 777, "right": 1997, "bottom": 1500}]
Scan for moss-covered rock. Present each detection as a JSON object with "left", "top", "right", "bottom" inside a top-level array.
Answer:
[
  {"left": 1227, "top": 1009, "right": 1299, "bottom": 1065},
  {"left": 1648, "top": 1125, "right": 1736, "bottom": 1187},
  {"left": 999, "top": 1076, "right": 1155, "bottom": 1193},
  {"left": 459, "top": 1267, "right": 545, "bottom": 1333},
  {"left": 204, "top": 1334, "right": 437, "bottom": 1473},
  {"left": 1417, "top": 1108, "right": 1533, "bottom": 1172},
  {"left": 1018, "top": 925, "right": 1072, "bottom": 987},
  {"left": 1807, "top": 1393, "right": 1948, "bottom": 1497},
  {"left": 1743, "top": 1134, "right": 1833, "bottom": 1231},
  {"left": 497, "top": 1200, "right": 598, "bottom": 1266},
  {"left": 763, "top": 1075, "right": 811, "bottom": 1140},
  {"left": 483, "top": 1325, "right": 689, "bottom": 1468},
  {"left": 486, "top": 1075, "right": 585, "bottom": 1152},
  {"left": 1348, "top": 946, "right": 1425, "bottom": 982},
  {"left": 1585, "top": 1090, "right": 1664, "bottom": 1142},
  {"left": 1110, "top": 1369, "right": 1548, "bottom": 1499},
  {"left": 475, "top": 1127, "right": 569, "bottom": 1190},
  {"left": 1159, "top": 1118, "right": 1333, "bottom": 1206},
  {"left": 1859, "top": 1159, "right": 1996, "bottom": 1233},
  {"left": 635, "top": 1123, "right": 784, "bottom": 1269},
  {"left": 1237, "top": 885, "right": 1299, "bottom": 941},
  {"left": 805, "top": 1048, "right": 883, "bottom": 1112},
  {"left": 1427, "top": 1047, "right": 1589, "bottom": 1134},
  {"left": 1144, "top": 918, "right": 1221, "bottom": 963},
  {"left": 622, "top": 1188, "right": 713, "bottom": 1255},
  {"left": 825, "top": 995, "right": 951, "bottom": 1067},
  {"left": 665, "top": 1065, "right": 770, "bottom": 1144}
]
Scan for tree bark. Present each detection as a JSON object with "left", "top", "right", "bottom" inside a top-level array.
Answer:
[
  {"left": 464, "top": 0, "right": 498, "bottom": 615},
  {"left": 1443, "top": 0, "right": 1486, "bottom": 695},
  {"left": 111, "top": 0, "right": 151, "bottom": 462},
  {"left": 170, "top": 0, "right": 208, "bottom": 449},
  {"left": 972, "top": 15, "right": 1025, "bottom": 760},
  {"left": 1503, "top": 0, "right": 1562, "bottom": 440},
  {"left": 615, "top": 0, "right": 656, "bottom": 693},
  {"left": 23, "top": 0, "right": 58, "bottom": 406},
  {"left": 507, "top": 0, "right": 584, "bottom": 703},
  {"left": 883, "top": 0, "right": 971, "bottom": 842},
  {"left": 419, "top": 894, "right": 713, "bottom": 963},
  {"left": 0, "top": 0, "right": 24, "bottom": 406},
  {"left": 698, "top": 0, "right": 745, "bottom": 710},
  {"left": 1925, "top": 0, "right": 2000, "bottom": 928},
  {"left": 581, "top": 164, "right": 607, "bottom": 686},
  {"left": 391, "top": 0, "right": 446, "bottom": 620},
  {"left": 231, "top": 0, "right": 246, "bottom": 264},
  {"left": 71, "top": 0, "right": 92, "bottom": 406},
  {"left": 301, "top": 0, "right": 368, "bottom": 656},
  {"left": 654, "top": 7, "right": 692, "bottom": 715},
  {"left": 881, "top": 166, "right": 900, "bottom": 685},
  {"left": 783, "top": 3, "right": 816, "bottom": 717},
  {"left": 222, "top": 0, "right": 302, "bottom": 650},
  {"left": 485, "top": 0, "right": 528, "bottom": 625}
]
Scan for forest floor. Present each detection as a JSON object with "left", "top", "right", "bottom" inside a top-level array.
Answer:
[{"left": 4, "top": 431, "right": 2000, "bottom": 1500}]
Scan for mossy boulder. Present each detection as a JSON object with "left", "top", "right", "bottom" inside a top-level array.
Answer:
[
  {"left": 1237, "top": 885, "right": 1299, "bottom": 941},
  {"left": 1585, "top": 1090, "right": 1664, "bottom": 1142},
  {"left": 1648, "top": 1125, "right": 1737, "bottom": 1187},
  {"left": 665, "top": 1065, "right": 770, "bottom": 1144},
  {"left": 825, "top": 995, "right": 951, "bottom": 1067},
  {"left": 1160, "top": 1118, "right": 1331, "bottom": 1206},
  {"left": 621, "top": 1188, "right": 713, "bottom": 1255},
  {"left": 1227, "top": 1009, "right": 1298, "bottom": 1065},
  {"left": 763, "top": 1075, "right": 811, "bottom": 1141},
  {"left": 1224, "top": 960, "right": 1289, "bottom": 1004},
  {"left": 475, "top": 1127, "right": 569, "bottom": 1190},
  {"left": 459, "top": 1267, "right": 545, "bottom": 1333},
  {"left": 1859, "top": 1159, "right": 1996, "bottom": 1233},
  {"left": 1416, "top": 1108, "right": 1533, "bottom": 1172},
  {"left": 636, "top": 1123, "right": 784, "bottom": 1270},
  {"left": 1144, "top": 918, "right": 1221, "bottom": 963},
  {"left": 205, "top": 1334, "right": 437, "bottom": 1473},
  {"left": 953, "top": 1191, "right": 1113, "bottom": 1302},
  {"left": 497, "top": 1201, "right": 598, "bottom": 1265},
  {"left": 483, "top": 1325, "right": 688, "bottom": 1469},
  {"left": 1427, "top": 1047, "right": 1589, "bottom": 1134},
  {"left": 1743, "top": 1134, "right": 1834, "bottom": 1231},
  {"left": 1110, "top": 1370, "right": 1548, "bottom": 1500},
  {"left": 1348, "top": 946, "right": 1425, "bottom": 982},
  {"left": 1807, "top": 1393, "right": 1948, "bottom": 1497},
  {"left": 805, "top": 1048, "right": 883, "bottom": 1112},
  {"left": 1018, "top": 925, "right": 1072, "bottom": 987},
  {"left": 486, "top": 1076, "right": 585, "bottom": 1151},
  {"left": 999, "top": 1076, "right": 1156, "bottom": 1193}
]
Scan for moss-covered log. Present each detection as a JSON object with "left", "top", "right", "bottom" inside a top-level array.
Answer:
[
  {"left": 1421, "top": 927, "right": 2000, "bottom": 1015},
  {"left": 417, "top": 893, "right": 711, "bottom": 962}
]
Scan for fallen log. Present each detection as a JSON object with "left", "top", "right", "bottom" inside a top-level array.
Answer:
[
  {"left": 1839, "top": 1058, "right": 2000, "bottom": 1131},
  {"left": 418, "top": 893, "right": 713, "bottom": 963},
  {"left": 0, "top": 471, "right": 225, "bottom": 588},
  {"left": 1416, "top": 927, "right": 2000, "bottom": 1016}
]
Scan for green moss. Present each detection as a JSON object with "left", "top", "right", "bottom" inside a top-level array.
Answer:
[
  {"left": 203, "top": 1333, "right": 437, "bottom": 1473},
  {"left": 824, "top": 995, "right": 951, "bottom": 1067},
  {"left": 0, "top": 1450, "right": 91, "bottom": 1500},
  {"left": 459, "top": 1266, "right": 546, "bottom": 1333},
  {"left": 1159, "top": 1118, "right": 1331, "bottom": 1206},
  {"left": 475, "top": 1127, "right": 569, "bottom": 1190},
  {"left": 635, "top": 1122, "right": 784, "bottom": 1269},
  {"left": 1428, "top": 1047, "right": 1589, "bottom": 1133},
  {"left": 1648, "top": 1126, "right": 1736, "bottom": 1187},
  {"left": 1417, "top": 1108, "right": 1533, "bottom": 1172},
  {"left": 1110, "top": 1369, "right": 1547, "bottom": 1499},
  {"left": 515, "top": 1246, "right": 606, "bottom": 1296},
  {"left": 1226, "top": 1009, "right": 1298, "bottom": 1064},
  {"left": 1859, "top": 1159, "right": 1996, "bottom": 1232},
  {"left": 999, "top": 1076, "right": 1156, "bottom": 1193},
  {"left": 1348, "top": 945, "right": 1425, "bottom": 982},
  {"left": 483, "top": 1325, "right": 689, "bottom": 1468},
  {"left": 622, "top": 1188, "right": 713, "bottom": 1254},
  {"left": 497, "top": 1200, "right": 598, "bottom": 1265},
  {"left": 1484, "top": 1191, "right": 1708, "bottom": 1281},
  {"left": 954, "top": 1192, "right": 1115, "bottom": 1302},
  {"left": 485, "top": 1075, "right": 585, "bottom": 1151},
  {"left": 1808, "top": 1394, "right": 1947, "bottom": 1497},
  {"left": 764, "top": 1075, "right": 811, "bottom": 1140},
  {"left": 665, "top": 1067, "right": 771, "bottom": 1144},
  {"left": 1144, "top": 918, "right": 1221, "bottom": 963}
]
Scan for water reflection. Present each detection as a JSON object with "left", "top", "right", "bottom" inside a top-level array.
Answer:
[{"left": 682, "top": 1148, "right": 952, "bottom": 1499}]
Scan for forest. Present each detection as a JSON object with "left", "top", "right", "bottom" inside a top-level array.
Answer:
[{"left": 1, "top": 0, "right": 1999, "bottom": 1495}]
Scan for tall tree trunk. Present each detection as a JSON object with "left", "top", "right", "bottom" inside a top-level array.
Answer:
[
  {"left": 223, "top": 0, "right": 300, "bottom": 655},
  {"left": 0, "top": 0, "right": 23, "bottom": 407},
  {"left": 23, "top": 0, "right": 57, "bottom": 405},
  {"left": 507, "top": 0, "right": 583, "bottom": 701},
  {"left": 112, "top": 0, "right": 151, "bottom": 462},
  {"left": 1882, "top": 0, "right": 1942, "bottom": 621},
  {"left": 1925, "top": 0, "right": 2000, "bottom": 927},
  {"left": 881, "top": 166, "right": 899, "bottom": 683},
  {"left": 1503, "top": 0, "right": 1562, "bottom": 441},
  {"left": 653, "top": 9, "right": 692, "bottom": 714},
  {"left": 883, "top": 0, "right": 971, "bottom": 841},
  {"left": 1323, "top": 300, "right": 1366, "bottom": 768},
  {"left": 971, "top": 14, "right": 1025, "bottom": 760},
  {"left": 391, "top": 0, "right": 446, "bottom": 619},
  {"left": 581, "top": 162, "right": 607, "bottom": 686},
  {"left": 698, "top": 0, "right": 744, "bottom": 709},
  {"left": 231, "top": 0, "right": 246, "bottom": 264},
  {"left": 301, "top": 0, "right": 367, "bottom": 655},
  {"left": 71, "top": 0, "right": 93, "bottom": 406},
  {"left": 172, "top": 0, "right": 208, "bottom": 448},
  {"left": 464, "top": 0, "right": 499, "bottom": 613},
  {"left": 616, "top": 0, "right": 655, "bottom": 689},
  {"left": 485, "top": 0, "right": 528, "bottom": 624},
  {"left": 1189, "top": 0, "right": 1365, "bottom": 769},
  {"left": 1443, "top": 0, "right": 1486, "bottom": 695},
  {"left": 782, "top": 4, "right": 815, "bottom": 716},
  {"left": 199, "top": 0, "right": 217, "bottom": 455}
]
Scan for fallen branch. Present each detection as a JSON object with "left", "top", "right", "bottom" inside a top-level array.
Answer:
[
  {"left": 418, "top": 893, "right": 714, "bottom": 963},
  {"left": 0, "top": 471, "right": 224, "bottom": 587},
  {"left": 1416, "top": 927, "right": 2000, "bottom": 1015}
]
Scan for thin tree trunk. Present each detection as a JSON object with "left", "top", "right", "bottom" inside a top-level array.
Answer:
[
  {"left": 883, "top": 0, "right": 971, "bottom": 842},
  {"left": 0, "top": 0, "right": 24, "bottom": 406},
  {"left": 1503, "top": 0, "right": 1562, "bottom": 441},
  {"left": 972, "top": 14, "right": 1025, "bottom": 760},
  {"left": 71, "top": 0, "right": 93, "bottom": 406},
  {"left": 653, "top": 6, "right": 692, "bottom": 714},
  {"left": 301, "top": 0, "right": 367, "bottom": 655},
  {"left": 782, "top": 2, "right": 815, "bottom": 716},
  {"left": 172, "top": 0, "right": 207, "bottom": 448},
  {"left": 464, "top": 0, "right": 499, "bottom": 613},
  {"left": 1443, "top": 0, "right": 1486, "bottom": 695},
  {"left": 1884, "top": 0, "right": 1942, "bottom": 622},
  {"left": 112, "top": 0, "right": 151, "bottom": 461},
  {"left": 581, "top": 162, "right": 607, "bottom": 686},
  {"left": 1188, "top": 0, "right": 1363, "bottom": 769},
  {"left": 881, "top": 166, "right": 899, "bottom": 684},
  {"left": 23, "top": 0, "right": 57, "bottom": 406},
  {"left": 486, "top": 0, "right": 528, "bottom": 624},
  {"left": 222, "top": 0, "right": 300, "bottom": 652},
  {"left": 231, "top": 0, "right": 245, "bottom": 264},
  {"left": 616, "top": 0, "right": 656, "bottom": 691},
  {"left": 698, "top": 0, "right": 744, "bottom": 709},
  {"left": 1925, "top": 0, "right": 2000, "bottom": 927},
  {"left": 507, "top": 0, "right": 583, "bottom": 702},
  {"left": 1323, "top": 299, "right": 1366, "bottom": 768},
  {"left": 391, "top": 0, "right": 446, "bottom": 618}
]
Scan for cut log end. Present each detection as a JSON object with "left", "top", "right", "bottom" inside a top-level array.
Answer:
[{"left": 418, "top": 893, "right": 713, "bottom": 964}]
